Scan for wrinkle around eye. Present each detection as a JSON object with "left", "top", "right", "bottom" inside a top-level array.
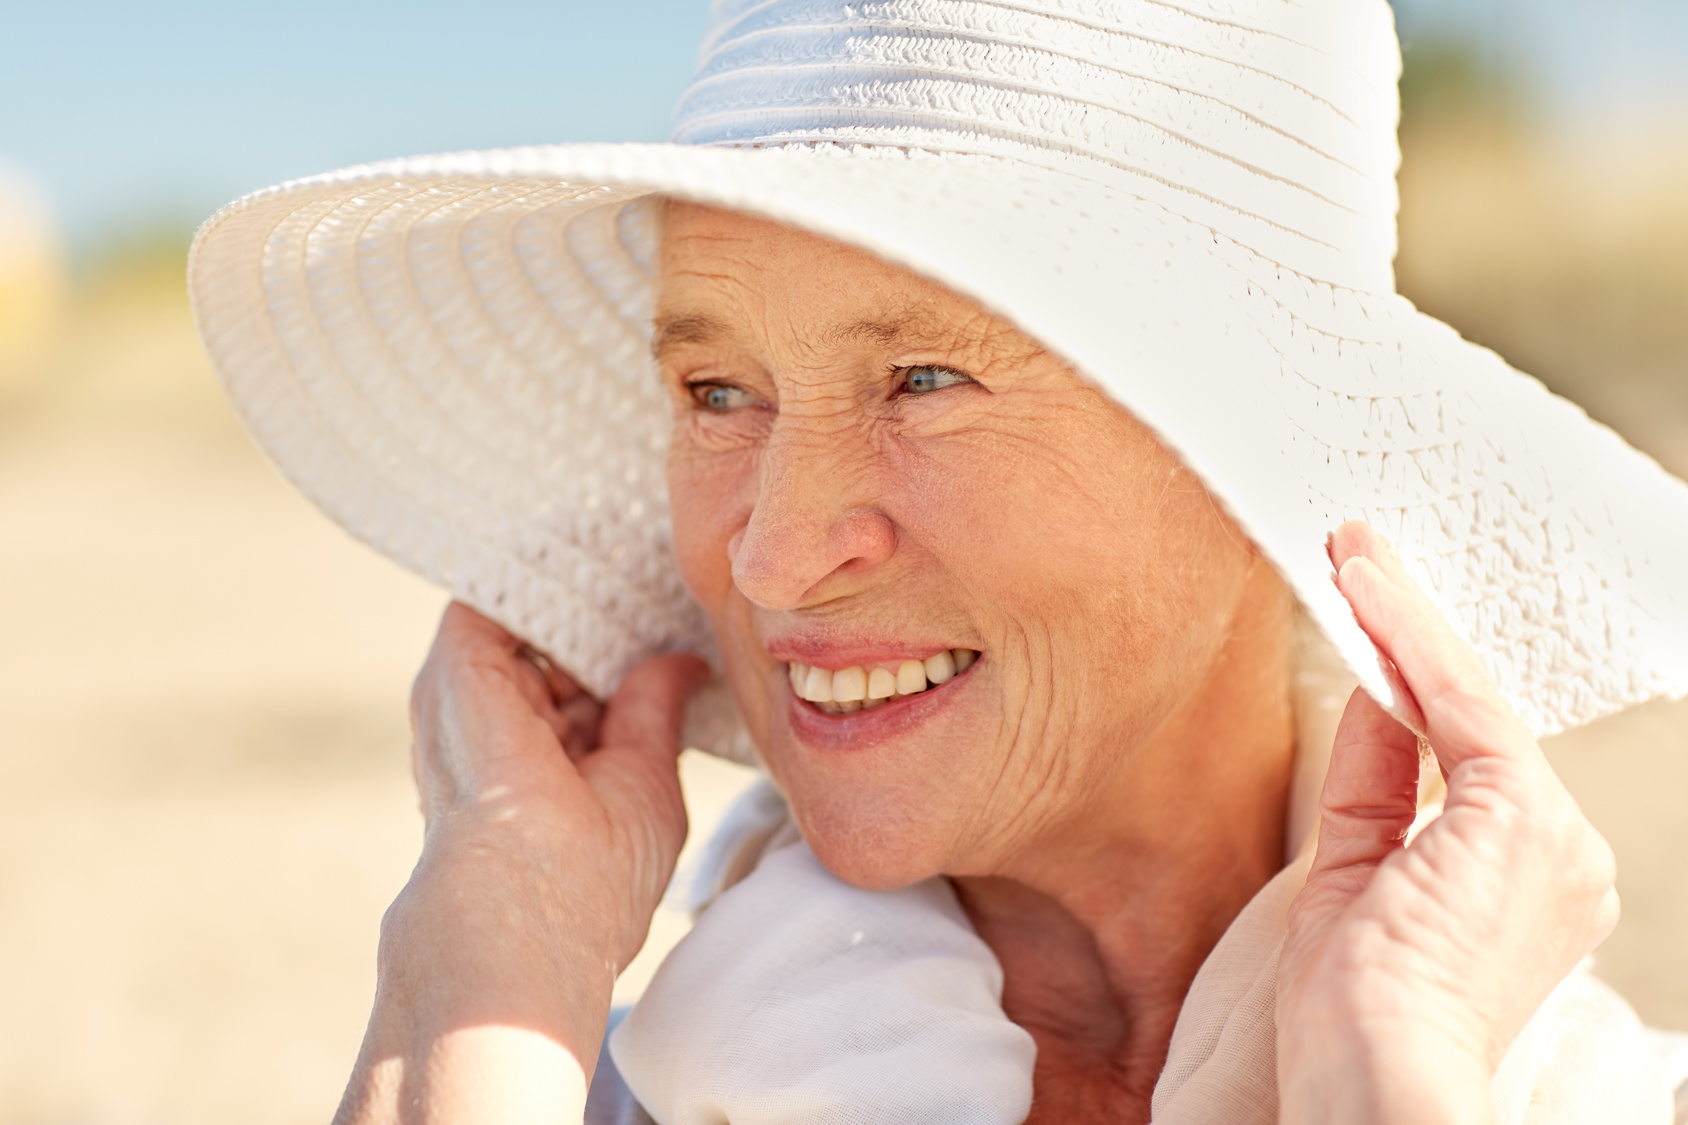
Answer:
[
  {"left": 680, "top": 391, "right": 773, "bottom": 452},
  {"left": 884, "top": 373, "right": 996, "bottom": 441}
]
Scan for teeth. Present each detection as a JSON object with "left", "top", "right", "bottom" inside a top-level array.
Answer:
[
  {"left": 787, "top": 650, "right": 981, "bottom": 710},
  {"left": 802, "top": 664, "right": 834, "bottom": 704},
  {"left": 896, "top": 659, "right": 927, "bottom": 695},
  {"left": 832, "top": 666, "right": 867, "bottom": 703}
]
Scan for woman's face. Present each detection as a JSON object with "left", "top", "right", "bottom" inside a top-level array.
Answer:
[{"left": 659, "top": 202, "right": 1279, "bottom": 889}]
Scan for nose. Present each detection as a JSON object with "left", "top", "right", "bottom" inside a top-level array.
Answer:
[{"left": 728, "top": 422, "right": 897, "bottom": 611}]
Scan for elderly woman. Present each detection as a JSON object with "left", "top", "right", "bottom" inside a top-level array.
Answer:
[{"left": 190, "top": 2, "right": 1688, "bottom": 1123}]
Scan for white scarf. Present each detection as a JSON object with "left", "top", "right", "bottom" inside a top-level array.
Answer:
[
  {"left": 604, "top": 788, "right": 1677, "bottom": 1125},
  {"left": 606, "top": 627, "right": 1682, "bottom": 1124}
]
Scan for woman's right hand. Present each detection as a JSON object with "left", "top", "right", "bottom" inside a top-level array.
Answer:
[{"left": 333, "top": 602, "right": 707, "bottom": 1125}]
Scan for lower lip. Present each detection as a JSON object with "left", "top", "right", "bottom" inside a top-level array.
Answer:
[{"left": 786, "top": 665, "right": 976, "bottom": 751}]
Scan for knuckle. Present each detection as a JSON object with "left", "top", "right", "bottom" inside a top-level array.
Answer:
[
  {"left": 1594, "top": 888, "right": 1622, "bottom": 942},
  {"left": 1539, "top": 816, "right": 1615, "bottom": 922},
  {"left": 409, "top": 659, "right": 454, "bottom": 729},
  {"left": 1428, "top": 690, "right": 1508, "bottom": 752},
  {"left": 1539, "top": 795, "right": 1598, "bottom": 863},
  {"left": 1455, "top": 757, "right": 1528, "bottom": 820},
  {"left": 408, "top": 664, "right": 431, "bottom": 714},
  {"left": 1589, "top": 832, "right": 1618, "bottom": 886},
  {"left": 1575, "top": 829, "right": 1618, "bottom": 898}
]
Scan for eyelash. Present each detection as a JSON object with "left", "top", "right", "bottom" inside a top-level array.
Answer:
[
  {"left": 687, "top": 365, "right": 975, "bottom": 412},
  {"left": 898, "top": 364, "right": 974, "bottom": 396},
  {"left": 689, "top": 383, "right": 762, "bottom": 412}
]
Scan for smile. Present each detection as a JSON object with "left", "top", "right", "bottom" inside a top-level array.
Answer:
[{"left": 787, "top": 650, "right": 980, "bottom": 713}]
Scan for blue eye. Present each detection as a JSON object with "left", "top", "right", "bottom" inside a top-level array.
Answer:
[
  {"left": 901, "top": 365, "right": 972, "bottom": 395},
  {"left": 693, "top": 383, "right": 758, "bottom": 411}
]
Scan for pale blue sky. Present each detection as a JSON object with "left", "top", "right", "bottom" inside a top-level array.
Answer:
[
  {"left": 3, "top": 0, "right": 1684, "bottom": 252},
  {"left": 3, "top": 1, "right": 708, "bottom": 250}
]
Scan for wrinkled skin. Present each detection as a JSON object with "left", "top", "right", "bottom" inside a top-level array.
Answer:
[
  {"left": 656, "top": 203, "right": 1296, "bottom": 1119},
  {"left": 331, "top": 205, "right": 1618, "bottom": 1125},
  {"left": 656, "top": 203, "right": 1295, "bottom": 894}
]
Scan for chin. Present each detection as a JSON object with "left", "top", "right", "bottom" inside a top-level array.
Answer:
[
  {"left": 762, "top": 706, "right": 991, "bottom": 890},
  {"left": 785, "top": 788, "right": 958, "bottom": 891}
]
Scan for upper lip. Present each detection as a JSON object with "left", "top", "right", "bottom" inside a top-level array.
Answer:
[{"left": 764, "top": 635, "right": 968, "bottom": 670}]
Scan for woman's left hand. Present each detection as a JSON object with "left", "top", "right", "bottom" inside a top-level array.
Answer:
[{"left": 1276, "top": 522, "right": 1619, "bottom": 1125}]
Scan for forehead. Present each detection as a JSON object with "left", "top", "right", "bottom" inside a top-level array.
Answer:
[
  {"left": 655, "top": 200, "right": 1033, "bottom": 358},
  {"left": 659, "top": 199, "right": 906, "bottom": 279}
]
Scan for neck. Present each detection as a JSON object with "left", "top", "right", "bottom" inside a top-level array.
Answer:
[{"left": 953, "top": 561, "right": 1296, "bottom": 1122}]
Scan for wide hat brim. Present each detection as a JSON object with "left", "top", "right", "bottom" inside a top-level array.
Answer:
[{"left": 190, "top": 140, "right": 1688, "bottom": 738}]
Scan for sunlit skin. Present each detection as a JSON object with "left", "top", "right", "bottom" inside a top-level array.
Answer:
[
  {"left": 657, "top": 201, "right": 1297, "bottom": 1118},
  {"left": 331, "top": 203, "right": 1619, "bottom": 1125}
]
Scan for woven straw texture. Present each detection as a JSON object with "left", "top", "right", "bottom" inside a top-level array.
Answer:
[{"left": 189, "top": 0, "right": 1688, "bottom": 738}]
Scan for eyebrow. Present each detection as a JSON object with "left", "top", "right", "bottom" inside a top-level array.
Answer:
[
  {"left": 650, "top": 313, "right": 728, "bottom": 359},
  {"left": 820, "top": 314, "right": 921, "bottom": 350},
  {"left": 651, "top": 312, "right": 930, "bottom": 360}
]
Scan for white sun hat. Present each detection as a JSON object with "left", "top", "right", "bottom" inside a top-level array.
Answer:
[{"left": 190, "top": 0, "right": 1688, "bottom": 739}]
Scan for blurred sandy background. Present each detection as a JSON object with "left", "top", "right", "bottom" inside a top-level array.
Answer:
[{"left": 3, "top": 7, "right": 1688, "bottom": 1123}]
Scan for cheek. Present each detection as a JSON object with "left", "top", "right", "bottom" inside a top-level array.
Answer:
[
  {"left": 891, "top": 402, "right": 1248, "bottom": 722},
  {"left": 667, "top": 441, "right": 755, "bottom": 611},
  {"left": 886, "top": 414, "right": 1138, "bottom": 625}
]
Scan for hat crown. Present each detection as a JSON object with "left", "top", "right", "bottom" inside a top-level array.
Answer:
[{"left": 673, "top": 0, "right": 1403, "bottom": 290}]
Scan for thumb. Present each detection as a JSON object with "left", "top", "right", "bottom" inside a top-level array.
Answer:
[
  {"left": 1307, "top": 688, "right": 1423, "bottom": 881},
  {"left": 578, "top": 654, "right": 712, "bottom": 872},
  {"left": 596, "top": 653, "right": 712, "bottom": 767}
]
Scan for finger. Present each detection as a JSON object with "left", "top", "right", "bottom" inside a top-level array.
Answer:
[
  {"left": 410, "top": 606, "right": 498, "bottom": 808},
  {"left": 442, "top": 604, "right": 563, "bottom": 716},
  {"left": 1596, "top": 885, "right": 1621, "bottom": 947},
  {"left": 553, "top": 691, "right": 605, "bottom": 760},
  {"left": 1306, "top": 688, "right": 1423, "bottom": 879},
  {"left": 582, "top": 652, "right": 709, "bottom": 828},
  {"left": 580, "top": 653, "right": 711, "bottom": 898},
  {"left": 1329, "top": 522, "right": 1535, "bottom": 768},
  {"left": 436, "top": 603, "right": 600, "bottom": 754},
  {"left": 595, "top": 653, "right": 712, "bottom": 767},
  {"left": 509, "top": 646, "right": 567, "bottom": 725},
  {"left": 437, "top": 599, "right": 519, "bottom": 652},
  {"left": 512, "top": 643, "right": 604, "bottom": 758}
]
